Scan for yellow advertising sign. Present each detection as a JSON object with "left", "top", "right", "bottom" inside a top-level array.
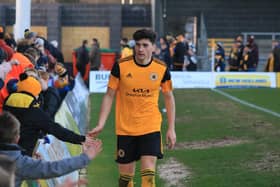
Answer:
[
  {"left": 215, "top": 74, "right": 272, "bottom": 88},
  {"left": 277, "top": 73, "right": 280, "bottom": 88}
]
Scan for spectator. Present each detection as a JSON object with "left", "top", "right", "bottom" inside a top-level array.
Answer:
[
  {"left": 0, "top": 49, "right": 12, "bottom": 90},
  {"left": 159, "top": 36, "right": 172, "bottom": 69},
  {"left": 228, "top": 41, "right": 242, "bottom": 71},
  {"left": 0, "top": 111, "right": 102, "bottom": 187},
  {"left": 89, "top": 38, "right": 101, "bottom": 70},
  {"left": 240, "top": 44, "right": 254, "bottom": 71},
  {"left": 184, "top": 38, "right": 197, "bottom": 71},
  {"left": 49, "top": 40, "right": 65, "bottom": 64},
  {"left": 265, "top": 40, "right": 280, "bottom": 72},
  {"left": 3, "top": 73, "right": 87, "bottom": 156},
  {"left": 76, "top": 40, "right": 89, "bottom": 78},
  {"left": 53, "top": 62, "right": 74, "bottom": 99},
  {"left": 214, "top": 42, "right": 226, "bottom": 72},
  {"left": 120, "top": 37, "right": 133, "bottom": 58},
  {"left": 0, "top": 155, "right": 15, "bottom": 187},
  {"left": 24, "top": 30, "right": 37, "bottom": 45},
  {"left": 0, "top": 26, "right": 14, "bottom": 61},
  {"left": 23, "top": 47, "right": 40, "bottom": 67},
  {"left": 4, "top": 32, "right": 16, "bottom": 50},
  {"left": 245, "top": 35, "right": 259, "bottom": 71},
  {"left": 34, "top": 38, "right": 49, "bottom": 70},
  {"left": 38, "top": 70, "right": 61, "bottom": 119},
  {"left": 173, "top": 33, "right": 186, "bottom": 71}
]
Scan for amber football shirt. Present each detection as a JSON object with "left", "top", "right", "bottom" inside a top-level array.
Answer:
[{"left": 108, "top": 56, "right": 173, "bottom": 136}]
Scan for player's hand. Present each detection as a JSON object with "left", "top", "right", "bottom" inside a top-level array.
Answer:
[
  {"left": 166, "top": 128, "right": 176, "bottom": 149},
  {"left": 87, "top": 125, "right": 104, "bottom": 138},
  {"left": 82, "top": 138, "right": 102, "bottom": 160},
  {"left": 33, "top": 152, "right": 42, "bottom": 160}
]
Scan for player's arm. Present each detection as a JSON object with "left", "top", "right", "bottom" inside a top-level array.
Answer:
[
  {"left": 163, "top": 91, "right": 176, "bottom": 149},
  {"left": 89, "top": 87, "right": 116, "bottom": 137},
  {"left": 88, "top": 62, "right": 120, "bottom": 137},
  {"left": 161, "top": 67, "right": 176, "bottom": 149}
]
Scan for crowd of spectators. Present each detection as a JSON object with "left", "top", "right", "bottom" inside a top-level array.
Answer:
[
  {"left": 0, "top": 27, "right": 103, "bottom": 187},
  {"left": 119, "top": 32, "right": 280, "bottom": 73}
]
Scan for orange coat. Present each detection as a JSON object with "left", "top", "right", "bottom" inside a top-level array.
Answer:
[{"left": 0, "top": 53, "right": 34, "bottom": 112}]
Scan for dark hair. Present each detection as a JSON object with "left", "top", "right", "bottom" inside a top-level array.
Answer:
[
  {"left": 82, "top": 40, "right": 88, "bottom": 46},
  {"left": 133, "top": 29, "right": 157, "bottom": 44},
  {"left": 92, "top": 38, "right": 98, "bottom": 43},
  {"left": 16, "top": 39, "right": 31, "bottom": 53},
  {"left": 160, "top": 36, "right": 168, "bottom": 44},
  {"left": 122, "top": 37, "right": 128, "bottom": 43},
  {"left": 0, "top": 111, "right": 20, "bottom": 143}
]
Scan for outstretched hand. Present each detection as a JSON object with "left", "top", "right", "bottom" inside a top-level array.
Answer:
[
  {"left": 82, "top": 137, "right": 103, "bottom": 160},
  {"left": 87, "top": 125, "right": 104, "bottom": 138}
]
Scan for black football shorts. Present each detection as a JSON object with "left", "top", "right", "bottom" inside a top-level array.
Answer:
[{"left": 116, "top": 131, "right": 163, "bottom": 164}]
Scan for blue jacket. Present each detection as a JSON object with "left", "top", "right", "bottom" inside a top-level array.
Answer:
[{"left": 0, "top": 143, "right": 90, "bottom": 187}]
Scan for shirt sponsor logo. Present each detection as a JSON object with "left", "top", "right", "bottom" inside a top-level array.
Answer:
[
  {"left": 125, "top": 88, "right": 152, "bottom": 97},
  {"left": 132, "top": 88, "right": 150, "bottom": 94}
]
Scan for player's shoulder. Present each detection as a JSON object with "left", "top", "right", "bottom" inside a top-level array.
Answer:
[
  {"left": 153, "top": 58, "right": 167, "bottom": 67},
  {"left": 119, "top": 55, "right": 134, "bottom": 63}
]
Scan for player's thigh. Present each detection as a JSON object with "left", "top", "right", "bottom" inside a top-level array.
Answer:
[
  {"left": 140, "top": 155, "right": 157, "bottom": 170},
  {"left": 118, "top": 162, "right": 136, "bottom": 174},
  {"left": 138, "top": 132, "right": 163, "bottom": 158},
  {"left": 116, "top": 135, "right": 138, "bottom": 163}
]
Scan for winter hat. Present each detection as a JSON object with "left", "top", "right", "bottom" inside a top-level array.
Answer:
[
  {"left": 54, "top": 63, "right": 67, "bottom": 77},
  {"left": 24, "top": 31, "right": 37, "bottom": 39},
  {"left": 17, "top": 73, "right": 42, "bottom": 97},
  {"left": 248, "top": 35, "right": 254, "bottom": 44},
  {"left": 128, "top": 40, "right": 135, "bottom": 48},
  {"left": 50, "top": 40, "right": 58, "bottom": 48},
  {"left": 35, "top": 38, "right": 44, "bottom": 47},
  {"left": 216, "top": 42, "right": 223, "bottom": 48}
]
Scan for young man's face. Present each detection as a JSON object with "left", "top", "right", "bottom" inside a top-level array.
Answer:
[{"left": 134, "top": 39, "right": 155, "bottom": 64}]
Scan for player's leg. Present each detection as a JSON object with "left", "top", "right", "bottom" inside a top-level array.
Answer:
[
  {"left": 118, "top": 162, "right": 135, "bottom": 187},
  {"left": 140, "top": 156, "right": 157, "bottom": 187},
  {"left": 116, "top": 135, "right": 137, "bottom": 187},
  {"left": 139, "top": 132, "right": 163, "bottom": 187}
]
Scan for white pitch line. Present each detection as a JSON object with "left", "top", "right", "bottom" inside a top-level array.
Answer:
[{"left": 211, "top": 88, "right": 280, "bottom": 118}]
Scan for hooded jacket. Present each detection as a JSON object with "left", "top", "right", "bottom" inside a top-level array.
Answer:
[
  {"left": 3, "top": 91, "right": 85, "bottom": 156},
  {"left": 0, "top": 143, "right": 90, "bottom": 187}
]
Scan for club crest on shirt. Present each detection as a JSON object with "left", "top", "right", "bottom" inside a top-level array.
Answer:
[{"left": 150, "top": 73, "right": 158, "bottom": 81}]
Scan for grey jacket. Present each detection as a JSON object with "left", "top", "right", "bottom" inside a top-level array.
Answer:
[{"left": 0, "top": 143, "right": 90, "bottom": 187}]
